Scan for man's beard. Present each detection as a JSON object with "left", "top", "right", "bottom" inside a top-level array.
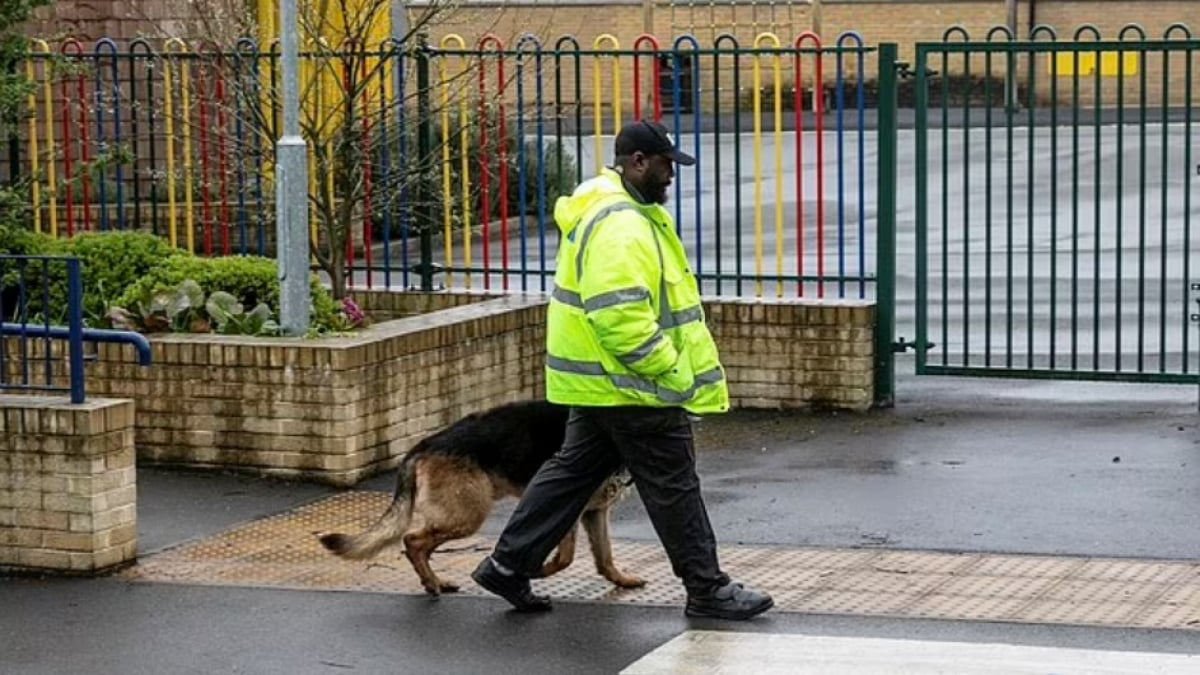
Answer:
[{"left": 648, "top": 180, "right": 670, "bottom": 205}]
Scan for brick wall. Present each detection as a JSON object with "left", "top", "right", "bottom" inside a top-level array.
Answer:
[
  {"left": 84, "top": 294, "right": 547, "bottom": 485},
  {"left": 0, "top": 396, "right": 137, "bottom": 575},
  {"left": 24, "top": 0, "right": 196, "bottom": 42},
  {"left": 353, "top": 288, "right": 496, "bottom": 321},
  {"left": 366, "top": 290, "right": 878, "bottom": 411},
  {"left": 710, "top": 297, "right": 874, "bottom": 411},
  {"left": 362, "top": 290, "right": 876, "bottom": 410},
  {"left": 29, "top": 0, "right": 1197, "bottom": 52},
  {"left": 6, "top": 289, "right": 872, "bottom": 486},
  {"left": 411, "top": 1, "right": 1200, "bottom": 120}
]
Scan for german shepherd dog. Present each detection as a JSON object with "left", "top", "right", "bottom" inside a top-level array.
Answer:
[{"left": 317, "top": 399, "right": 646, "bottom": 596}]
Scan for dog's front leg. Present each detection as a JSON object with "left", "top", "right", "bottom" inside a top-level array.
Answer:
[
  {"left": 582, "top": 508, "right": 645, "bottom": 588},
  {"left": 536, "top": 522, "right": 579, "bottom": 578}
]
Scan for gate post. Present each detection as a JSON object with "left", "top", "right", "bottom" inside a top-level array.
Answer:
[
  {"left": 1193, "top": 282, "right": 1200, "bottom": 412},
  {"left": 415, "top": 34, "right": 436, "bottom": 292},
  {"left": 874, "top": 43, "right": 899, "bottom": 408}
]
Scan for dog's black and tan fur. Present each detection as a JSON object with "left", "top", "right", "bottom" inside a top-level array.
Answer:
[{"left": 318, "top": 399, "right": 644, "bottom": 596}]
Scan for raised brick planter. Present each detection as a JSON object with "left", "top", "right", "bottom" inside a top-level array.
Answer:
[
  {"left": 708, "top": 297, "right": 874, "bottom": 411},
  {"left": 85, "top": 294, "right": 547, "bottom": 486},
  {"left": 0, "top": 396, "right": 137, "bottom": 575},
  {"left": 8, "top": 291, "right": 873, "bottom": 487}
]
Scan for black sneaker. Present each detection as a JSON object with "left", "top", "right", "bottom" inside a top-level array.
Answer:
[
  {"left": 685, "top": 581, "right": 774, "bottom": 620},
  {"left": 470, "top": 557, "right": 553, "bottom": 612}
]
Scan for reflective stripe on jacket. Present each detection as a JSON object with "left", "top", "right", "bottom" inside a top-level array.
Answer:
[{"left": 545, "top": 167, "right": 730, "bottom": 415}]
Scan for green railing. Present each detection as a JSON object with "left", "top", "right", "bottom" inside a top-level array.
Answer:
[{"left": 914, "top": 24, "right": 1199, "bottom": 383}]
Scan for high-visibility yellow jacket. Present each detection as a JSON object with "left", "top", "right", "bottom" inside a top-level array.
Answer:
[{"left": 544, "top": 167, "right": 730, "bottom": 415}]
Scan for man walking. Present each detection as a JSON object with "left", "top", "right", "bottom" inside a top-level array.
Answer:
[{"left": 472, "top": 120, "right": 773, "bottom": 621}]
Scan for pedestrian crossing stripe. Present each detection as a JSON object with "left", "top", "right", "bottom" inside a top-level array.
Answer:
[{"left": 620, "top": 631, "right": 1200, "bottom": 674}]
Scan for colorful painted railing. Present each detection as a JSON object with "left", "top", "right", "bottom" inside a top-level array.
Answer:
[{"left": 10, "top": 31, "right": 886, "bottom": 303}]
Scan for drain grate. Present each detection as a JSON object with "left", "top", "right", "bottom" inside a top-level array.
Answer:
[{"left": 123, "top": 492, "right": 1200, "bottom": 631}]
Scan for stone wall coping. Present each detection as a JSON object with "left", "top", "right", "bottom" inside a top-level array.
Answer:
[
  {"left": 704, "top": 296, "right": 874, "bottom": 308},
  {"left": 356, "top": 288, "right": 875, "bottom": 308},
  {"left": 357, "top": 289, "right": 875, "bottom": 310},
  {"left": 119, "top": 291, "right": 873, "bottom": 353},
  {"left": 137, "top": 293, "right": 551, "bottom": 350},
  {"left": 0, "top": 395, "right": 133, "bottom": 412}
]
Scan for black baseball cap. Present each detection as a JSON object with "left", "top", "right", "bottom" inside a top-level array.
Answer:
[{"left": 614, "top": 119, "right": 696, "bottom": 166}]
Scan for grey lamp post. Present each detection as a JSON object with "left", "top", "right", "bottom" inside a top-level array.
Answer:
[{"left": 276, "top": 0, "right": 312, "bottom": 335}]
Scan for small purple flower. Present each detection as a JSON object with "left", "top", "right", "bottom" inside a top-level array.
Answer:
[{"left": 342, "top": 297, "right": 366, "bottom": 327}]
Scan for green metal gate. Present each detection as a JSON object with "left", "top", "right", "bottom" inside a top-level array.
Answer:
[{"left": 913, "top": 24, "right": 1200, "bottom": 383}]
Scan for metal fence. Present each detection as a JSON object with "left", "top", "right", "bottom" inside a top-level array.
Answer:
[
  {"left": 11, "top": 31, "right": 887, "bottom": 302},
  {"left": 914, "top": 24, "right": 1200, "bottom": 383},
  {"left": 0, "top": 254, "right": 153, "bottom": 403},
  {"left": 0, "top": 255, "right": 87, "bottom": 401}
]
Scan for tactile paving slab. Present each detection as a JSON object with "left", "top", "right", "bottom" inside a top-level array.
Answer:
[{"left": 122, "top": 492, "right": 1200, "bottom": 631}]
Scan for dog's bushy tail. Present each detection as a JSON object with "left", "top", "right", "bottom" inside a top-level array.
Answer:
[{"left": 318, "top": 460, "right": 416, "bottom": 560}]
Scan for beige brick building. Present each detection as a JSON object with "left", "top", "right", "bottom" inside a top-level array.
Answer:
[
  {"left": 28, "top": 1, "right": 1200, "bottom": 53},
  {"left": 425, "top": 1, "right": 1198, "bottom": 59},
  {"left": 415, "top": 1, "right": 1199, "bottom": 116}
]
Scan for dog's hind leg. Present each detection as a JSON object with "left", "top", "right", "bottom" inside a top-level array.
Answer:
[
  {"left": 402, "top": 518, "right": 460, "bottom": 596},
  {"left": 402, "top": 458, "right": 494, "bottom": 596},
  {"left": 582, "top": 508, "right": 645, "bottom": 589}
]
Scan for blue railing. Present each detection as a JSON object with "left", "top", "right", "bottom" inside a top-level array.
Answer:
[{"left": 0, "top": 254, "right": 152, "bottom": 403}]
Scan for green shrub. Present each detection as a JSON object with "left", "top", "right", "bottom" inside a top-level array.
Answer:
[
  {"left": 68, "top": 231, "right": 189, "bottom": 324},
  {"left": 14, "top": 231, "right": 187, "bottom": 325},
  {"left": 311, "top": 284, "right": 339, "bottom": 330},
  {"left": 118, "top": 255, "right": 280, "bottom": 313},
  {"left": 0, "top": 222, "right": 58, "bottom": 290},
  {"left": 3, "top": 224, "right": 341, "bottom": 334},
  {"left": 115, "top": 254, "right": 341, "bottom": 333}
]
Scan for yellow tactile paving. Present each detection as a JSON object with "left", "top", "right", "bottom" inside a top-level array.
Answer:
[{"left": 121, "top": 492, "right": 1200, "bottom": 632}]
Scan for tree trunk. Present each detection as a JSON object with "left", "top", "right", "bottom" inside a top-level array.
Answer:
[{"left": 328, "top": 242, "right": 347, "bottom": 300}]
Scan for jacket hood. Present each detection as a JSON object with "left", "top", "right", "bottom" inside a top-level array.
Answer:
[{"left": 553, "top": 168, "right": 627, "bottom": 237}]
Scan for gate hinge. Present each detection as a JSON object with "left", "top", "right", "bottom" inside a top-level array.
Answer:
[
  {"left": 896, "top": 62, "right": 937, "bottom": 80},
  {"left": 893, "top": 336, "right": 936, "bottom": 353}
]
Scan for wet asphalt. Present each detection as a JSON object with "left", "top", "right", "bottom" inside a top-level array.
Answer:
[{"left": 3, "top": 370, "right": 1200, "bottom": 674}]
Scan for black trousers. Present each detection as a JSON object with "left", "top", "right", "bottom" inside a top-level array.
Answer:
[{"left": 491, "top": 405, "right": 729, "bottom": 596}]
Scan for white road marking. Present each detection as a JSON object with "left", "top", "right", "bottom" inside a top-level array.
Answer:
[{"left": 621, "top": 631, "right": 1200, "bottom": 675}]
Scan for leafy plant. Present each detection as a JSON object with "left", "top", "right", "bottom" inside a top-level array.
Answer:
[
  {"left": 118, "top": 254, "right": 281, "bottom": 316},
  {"left": 109, "top": 277, "right": 284, "bottom": 337},
  {"left": 0, "top": 222, "right": 55, "bottom": 283},
  {"left": 205, "top": 290, "right": 280, "bottom": 336},
  {"left": 108, "top": 279, "right": 210, "bottom": 334},
  {"left": 69, "top": 231, "right": 189, "bottom": 323},
  {"left": 1, "top": 222, "right": 61, "bottom": 321},
  {"left": 115, "top": 250, "right": 343, "bottom": 334},
  {"left": 15, "top": 231, "right": 188, "bottom": 326}
]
